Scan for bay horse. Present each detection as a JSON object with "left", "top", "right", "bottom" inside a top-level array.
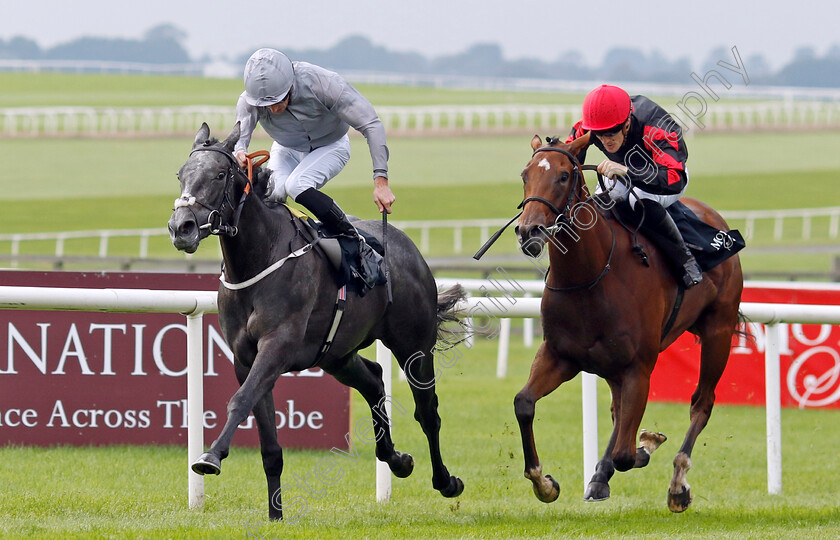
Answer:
[
  {"left": 168, "top": 122, "right": 465, "bottom": 521},
  {"left": 513, "top": 133, "right": 743, "bottom": 512}
]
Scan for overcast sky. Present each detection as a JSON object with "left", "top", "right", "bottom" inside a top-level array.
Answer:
[{"left": 3, "top": 0, "right": 837, "bottom": 70}]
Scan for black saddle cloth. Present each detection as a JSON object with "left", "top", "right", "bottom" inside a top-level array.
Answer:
[
  {"left": 307, "top": 219, "right": 387, "bottom": 295},
  {"left": 612, "top": 199, "right": 745, "bottom": 272}
]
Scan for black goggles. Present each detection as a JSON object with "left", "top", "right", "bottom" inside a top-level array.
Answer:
[{"left": 592, "top": 123, "right": 625, "bottom": 137}]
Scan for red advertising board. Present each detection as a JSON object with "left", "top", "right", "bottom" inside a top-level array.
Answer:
[
  {"left": 0, "top": 271, "right": 350, "bottom": 448},
  {"left": 652, "top": 282, "right": 840, "bottom": 409}
]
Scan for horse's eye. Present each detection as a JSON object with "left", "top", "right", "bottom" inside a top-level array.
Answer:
[
  {"left": 558, "top": 172, "right": 570, "bottom": 183},
  {"left": 217, "top": 171, "right": 226, "bottom": 180},
  {"left": 521, "top": 172, "right": 528, "bottom": 184}
]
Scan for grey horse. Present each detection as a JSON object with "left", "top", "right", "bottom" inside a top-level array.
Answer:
[{"left": 168, "top": 122, "right": 465, "bottom": 521}]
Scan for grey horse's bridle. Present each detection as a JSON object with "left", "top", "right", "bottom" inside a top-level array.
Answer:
[{"left": 173, "top": 144, "right": 252, "bottom": 237}]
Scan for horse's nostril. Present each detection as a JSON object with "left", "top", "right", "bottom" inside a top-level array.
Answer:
[
  {"left": 179, "top": 221, "right": 196, "bottom": 236},
  {"left": 529, "top": 226, "right": 545, "bottom": 239}
]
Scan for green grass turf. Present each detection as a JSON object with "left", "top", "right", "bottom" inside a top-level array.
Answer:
[
  {"left": 1, "top": 72, "right": 838, "bottom": 275},
  {"left": 0, "top": 72, "right": 584, "bottom": 108},
  {"left": 1, "top": 74, "right": 838, "bottom": 536},
  {"left": 1, "top": 338, "right": 839, "bottom": 538},
  {"left": 1, "top": 131, "right": 838, "bottom": 275},
  {"left": 2, "top": 130, "right": 839, "bottom": 208}
]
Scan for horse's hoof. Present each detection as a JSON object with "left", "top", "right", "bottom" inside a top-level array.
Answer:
[
  {"left": 390, "top": 451, "right": 414, "bottom": 478},
  {"left": 440, "top": 476, "right": 464, "bottom": 498},
  {"left": 532, "top": 474, "right": 560, "bottom": 503},
  {"left": 640, "top": 430, "right": 668, "bottom": 453},
  {"left": 583, "top": 481, "right": 610, "bottom": 502},
  {"left": 191, "top": 453, "right": 221, "bottom": 476},
  {"left": 668, "top": 485, "right": 693, "bottom": 512}
]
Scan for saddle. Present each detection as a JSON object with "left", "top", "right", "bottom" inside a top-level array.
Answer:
[
  {"left": 287, "top": 205, "right": 386, "bottom": 296},
  {"left": 610, "top": 199, "right": 745, "bottom": 273}
]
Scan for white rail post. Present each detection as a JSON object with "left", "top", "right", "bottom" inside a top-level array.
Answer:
[
  {"left": 765, "top": 323, "right": 783, "bottom": 495},
  {"left": 523, "top": 292, "right": 534, "bottom": 347},
  {"left": 496, "top": 318, "right": 511, "bottom": 378},
  {"left": 376, "top": 340, "right": 393, "bottom": 502},
  {"left": 581, "top": 372, "right": 599, "bottom": 492},
  {"left": 187, "top": 312, "right": 205, "bottom": 509}
]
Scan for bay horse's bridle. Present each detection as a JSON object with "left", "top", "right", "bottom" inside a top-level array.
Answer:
[
  {"left": 518, "top": 145, "right": 588, "bottom": 234},
  {"left": 174, "top": 144, "right": 269, "bottom": 237},
  {"left": 518, "top": 144, "right": 616, "bottom": 291},
  {"left": 473, "top": 144, "right": 585, "bottom": 260}
]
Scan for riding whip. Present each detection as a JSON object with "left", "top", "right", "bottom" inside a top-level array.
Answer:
[
  {"left": 473, "top": 211, "right": 522, "bottom": 260},
  {"left": 474, "top": 164, "right": 602, "bottom": 260},
  {"left": 382, "top": 210, "right": 393, "bottom": 304}
]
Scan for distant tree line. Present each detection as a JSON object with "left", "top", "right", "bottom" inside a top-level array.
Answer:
[
  {"left": 0, "top": 24, "right": 190, "bottom": 64},
  {"left": 2, "top": 25, "right": 839, "bottom": 88}
]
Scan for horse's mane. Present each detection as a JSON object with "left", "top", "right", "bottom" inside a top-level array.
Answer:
[
  {"left": 249, "top": 165, "right": 272, "bottom": 201},
  {"left": 198, "top": 138, "right": 273, "bottom": 201}
]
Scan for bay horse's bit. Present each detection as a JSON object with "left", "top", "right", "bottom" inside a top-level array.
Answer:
[{"left": 474, "top": 143, "right": 594, "bottom": 260}]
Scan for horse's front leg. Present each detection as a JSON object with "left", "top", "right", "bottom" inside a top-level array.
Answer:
[
  {"left": 584, "top": 386, "right": 620, "bottom": 502},
  {"left": 224, "top": 359, "right": 286, "bottom": 521},
  {"left": 248, "top": 376, "right": 285, "bottom": 521},
  {"left": 192, "top": 332, "right": 296, "bottom": 478},
  {"left": 514, "top": 344, "right": 578, "bottom": 503},
  {"left": 584, "top": 377, "right": 668, "bottom": 502}
]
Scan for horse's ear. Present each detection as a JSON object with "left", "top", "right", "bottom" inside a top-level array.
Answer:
[
  {"left": 568, "top": 131, "right": 591, "bottom": 155},
  {"left": 193, "top": 122, "right": 211, "bottom": 149},
  {"left": 221, "top": 122, "right": 241, "bottom": 152},
  {"left": 530, "top": 134, "right": 542, "bottom": 152}
]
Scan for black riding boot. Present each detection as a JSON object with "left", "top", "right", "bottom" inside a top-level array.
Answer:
[
  {"left": 295, "top": 188, "right": 382, "bottom": 289},
  {"left": 640, "top": 200, "right": 703, "bottom": 288}
]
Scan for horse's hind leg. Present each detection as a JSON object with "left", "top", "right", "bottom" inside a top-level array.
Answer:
[
  {"left": 326, "top": 353, "right": 415, "bottom": 478},
  {"left": 668, "top": 321, "right": 733, "bottom": 512},
  {"left": 514, "top": 345, "right": 578, "bottom": 503},
  {"left": 390, "top": 339, "right": 464, "bottom": 498}
]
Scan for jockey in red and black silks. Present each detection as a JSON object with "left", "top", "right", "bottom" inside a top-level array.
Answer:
[{"left": 566, "top": 85, "right": 703, "bottom": 288}]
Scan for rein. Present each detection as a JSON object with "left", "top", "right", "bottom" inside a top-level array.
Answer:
[
  {"left": 474, "top": 145, "right": 591, "bottom": 260},
  {"left": 474, "top": 143, "right": 616, "bottom": 291},
  {"left": 175, "top": 145, "right": 322, "bottom": 290},
  {"left": 521, "top": 149, "right": 615, "bottom": 291}
]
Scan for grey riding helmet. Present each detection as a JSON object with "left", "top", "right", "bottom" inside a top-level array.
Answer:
[{"left": 243, "top": 48, "right": 294, "bottom": 107}]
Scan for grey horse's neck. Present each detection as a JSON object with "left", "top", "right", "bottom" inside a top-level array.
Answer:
[{"left": 219, "top": 197, "right": 300, "bottom": 284}]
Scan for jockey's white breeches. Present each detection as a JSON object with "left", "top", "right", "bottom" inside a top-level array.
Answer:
[
  {"left": 594, "top": 170, "right": 689, "bottom": 210},
  {"left": 266, "top": 134, "right": 351, "bottom": 203}
]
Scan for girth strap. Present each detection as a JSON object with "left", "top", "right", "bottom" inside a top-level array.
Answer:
[
  {"left": 314, "top": 285, "right": 347, "bottom": 365},
  {"left": 661, "top": 283, "right": 685, "bottom": 341}
]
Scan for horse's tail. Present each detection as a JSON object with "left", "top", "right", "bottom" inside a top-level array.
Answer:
[
  {"left": 734, "top": 309, "right": 756, "bottom": 345},
  {"left": 435, "top": 284, "right": 467, "bottom": 343}
]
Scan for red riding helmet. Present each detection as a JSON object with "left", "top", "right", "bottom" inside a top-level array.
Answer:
[{"left": 581, "top": 85, "right": 632, "bottom": 132}]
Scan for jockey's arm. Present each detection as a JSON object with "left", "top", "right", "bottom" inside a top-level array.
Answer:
[
  {"left": 373, "top": 175, "right": 395, "bottom": 214},
  {"left": 330, "top": 85, "right": 394, "bottom": 213},
  {"left": 233, "top": 93, "right": 260, "bottom": 167}
]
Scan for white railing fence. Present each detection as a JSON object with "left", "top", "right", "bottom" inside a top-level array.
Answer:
[
  {"left": 2, "top": 207, "right": 838, "bottom": 268},
  {"left": 1, "top": 283, "right": 838, "bottom": 507},
  {"left": 3, "top": 101, "right": 840, "bottom": 138},
  {"left": 724, "top": 206, "right": 840, "bottom": 242}
]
